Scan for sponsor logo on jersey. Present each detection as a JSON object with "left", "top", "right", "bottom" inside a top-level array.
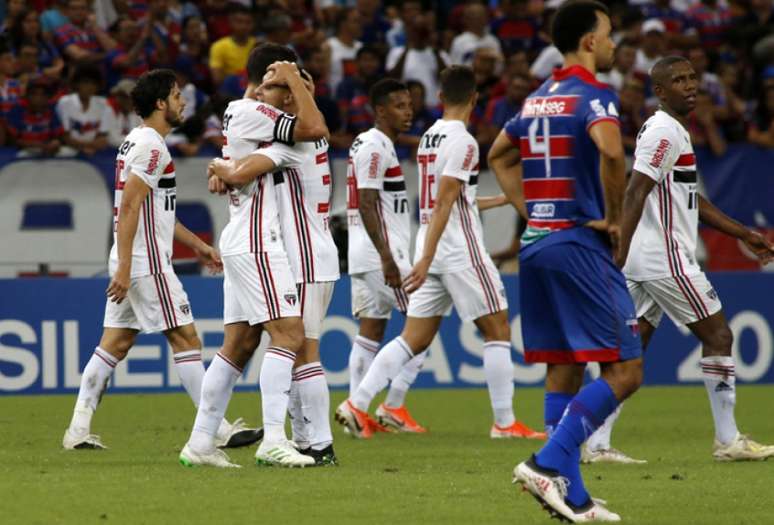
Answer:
[
  {"left": 590, "top": 98, "right": 607, "bottom": 117},
  {"left": 256, "top": 104, "right": 279, "bottom": 121},
  {"left": 146, "top": 149, "right": 160, "bottom": 174},
  {"left": 649, "top": 139, "right": 671, "bottom": 168},
  {"left": 462, "top": 144, "right": 475, "bottom": 170},
  {"left": 368, "top": 152, "right": 380, "bottom": 178},
  {"left": 521, "top": 96, "right": 578, "bottom": 117},
  {"left": 532, "top": 203, "right": 556, "bottom": 218}
]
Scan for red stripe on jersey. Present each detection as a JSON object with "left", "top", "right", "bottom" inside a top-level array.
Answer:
[
  {"left": 385, "top": 166, "right": 402, "bottom": 178},
  {"left": 527, "top": 219, "right": 576, "bottom": 230},
  {"left": 113, "top": 207, "right": 118, "bottom": 216},
  {"left": 675, "top": 153, "right": 696, "bottom": 167},
  {"left": 116, "top": 180, "right": 125, "bottom": 190},
  {"left": 315, "top": 152, "right": 328, "bottom": 164},
  {"left": 163, "top": 161, "right": 175, "bottom": 174},
  {"left": 318, "top": 202, "right": 330, "bottom": 213},
  {"left": 523, "top": 178, "right": 575, "bottom": 200},
  {"left": 322, "top": 174, "right": 331, "bottom": 185},
  {"left": 519, "top": 136, "right": 573, "bottom": 160}
]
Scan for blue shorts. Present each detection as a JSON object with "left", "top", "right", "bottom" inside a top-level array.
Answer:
[{"left": 519, "top": 240, "right": 642, "bottom": 364}]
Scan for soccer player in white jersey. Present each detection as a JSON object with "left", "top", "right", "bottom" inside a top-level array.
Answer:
[
  {"left": 345, "top": 79, "right": 429, "bottom": 434},
  {"left": 336, "top": 66, "right": 545, "bottom": 440},
  {"left": 179, "top": 44, "right": 328, "bottom": 468},
  {"left": 63, "top": 70, "right": 259, "bottom": 451},
  {"left": 208, "top": 81, "right": 341, "bottom": 466},
  {"left": 584, "top": 56, "right": 774, "bottom": 463}
]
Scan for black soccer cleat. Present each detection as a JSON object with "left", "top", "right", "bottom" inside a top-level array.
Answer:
[
  {"left": 300, "top": 444, "right": 338, "bottom": 467},
  {"left": 220, "top": 427, "right": 264, "bottom": 449}
]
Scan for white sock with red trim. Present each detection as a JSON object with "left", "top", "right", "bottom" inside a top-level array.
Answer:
[
  {"left": 173, "top": 349, "right": 205, "bottom": 406},
  {"left": 586, "top": 403, "right": 623, "bottom": 452},
  {"left": 69, "top": 347, "right": 118, "bottom": 433},
  {"left": 188, "top": 352, "right": 241, "bottom": 453},
  {"left": 260, "top": 347, "right": 296, "bottom": 443},
  {"left": 296, "top": 362, "right": 333, "bottom": 451},
  {"left": 288, "top": 378, "right": 310, "bottom": 449},
  {"left": 484, "top": 341, "right": 516, "bottom": 428},
  {"left": 351, "top": 337, "right": 414, "bottom": 412},
  {"left": 385, "top": 351, "right": 426, "bottom": 408},
  {"left": 700, "top": 355, "right": 738, "bottom": 445},
  {"left": 349, "top": 335, "right": 380, "bottom": 396}
]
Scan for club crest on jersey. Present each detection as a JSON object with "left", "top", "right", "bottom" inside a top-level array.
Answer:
[
  {"left": 180, "top": 303, "right": 190, "bottom": 315},
  {"left": 706, "top": 288, "right": 718, "bottom": 301},
  {"left": 284, "top": 293, "right": 297, "bottom": 306}
]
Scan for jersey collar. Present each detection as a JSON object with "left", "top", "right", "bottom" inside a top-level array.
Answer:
[{"left": 552, "top": 65, "right": 609, "bottom": 89}]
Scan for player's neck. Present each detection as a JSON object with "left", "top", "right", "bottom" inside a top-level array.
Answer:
[
  {"left": 442, "top": 106, "right": 471, "bottom": 125},
  {"left": 659, "top": 104, "right": 689, "bottom": 126},
  {"left": 562, "top": 53, "right": 596, "bottom": 76},
  {"left": 375, "top": 122, "right": 399, "bottom": 143},
  {"left": 143, "top": 114, "right": 172, "bottom": 138}
]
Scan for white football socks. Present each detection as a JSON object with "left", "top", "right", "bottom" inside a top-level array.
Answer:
[
  {"left": 385, "top": 351, "right": 426, "bottom": 408},
  {"left": 69, "top": 347, "right": 117, "bottom": 433},
  {"left": 483, "top": 341, "right": 516, "bottom": 428},
  {"left": 700, "top": 355, "right": 738, "bottom": 445},
  {"left": 295, "top": 362, "right": 333, "bottom": 451},
  {"left": 351, "top": 336, "right": 414, "bottom": 412},
  {"left": 260, "top": 347, "right": 296, "bottom": 443},
  {"left": 173, "top": 349, "right": 204, "bottom": 406},
  {"left": 188, "top": 352, "right": 241, "bottom": 453},
  {"left": 586, "top": 403, "right": 623, "bottom": 452},
  {"left": 348, "top": 335, "right": 380, "bottom": 396},
  {"left": 288, "top": 380, "right": 310, "bottom": 449}
]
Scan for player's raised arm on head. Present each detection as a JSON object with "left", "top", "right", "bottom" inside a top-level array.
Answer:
[
  {"left": 358, "top": 188, "right": 401, "bottom": 288},
  {"left": 264, "top": 62, "right": 329, "bottom": 142},
  {"left": 403, "top": 176, "right": 463, "bottom": 293},
  {"left": 108, "top": 173, "right": 150, "bottom": 303},
  {"left": 698, "top": 195, "right": 774, "bottom": 264},
  {"left": 588, "top": 120, "right": 627, "bottom": 251},
  {"left": 488, "top": 128, "right": 526, "bottom": 219}
]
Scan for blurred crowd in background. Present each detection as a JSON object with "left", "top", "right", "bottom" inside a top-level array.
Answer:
[{"left": 0, "top": 0, "right": 772, "bottom": 162}]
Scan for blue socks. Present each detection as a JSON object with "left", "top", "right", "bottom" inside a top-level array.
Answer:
[
  {"left": 536, "top": 379, "right": 619, "bottom": 508},
  {"left": 544, "top": 392, "right": 573, "bottom": 438}
]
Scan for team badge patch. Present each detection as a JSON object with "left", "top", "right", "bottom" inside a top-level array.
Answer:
[
  {"left": 180, "top": 304, "right": 190, "bottom": 315},
  {"left": 706, "top": 288, "right": 718, "bottom": 301},
  {"left": 284, "top": 294, "right": 297, "bottom": 306}
]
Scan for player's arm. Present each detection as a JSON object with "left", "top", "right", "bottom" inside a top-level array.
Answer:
[
  {"left": 403, "top": 176, "right": 463, "bottom": 293},
  {"left": 476, "top": 194, "right": 508, "bottom": 211},
  {"left": 617, "top": 171, "right": 657, "bottom": 268},
  {"left": 588, "top": 121, "right": 627, "bottom": 254},
  {"left": 173, "top": 221, "right": 223, "bottom": 273},
  {"left": 107, "top": 173, "right": 149, "bottom": 303},
  {"left": 264, "top": 62, "right": 329, "bottom": 142},
  {"left": 698, "top": 195, "right": 774, "bottom": 264},
  {"left": 358, "top": 189, "right": 401, "bottom": 288},
  {"left": 488, "top": 128, "right": 527, "bottom": 219},
  {"left": 208, "top": 154, "right": 277, "bottom": 186}
]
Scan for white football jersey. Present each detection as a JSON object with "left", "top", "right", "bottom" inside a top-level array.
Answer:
[
  {"left": 56, "top": 93, "right": 112, "bottom": 142},
  {"left": 109, "top": 126, "right": 176, "bottom": 278},
  {"left": 624, "top": 110, "right": 701, "bottom": 281},
  {"left": 218, "top": 98, "right": 297, "bottom": 257},
  {"left": 346, "top": 127, "right": 411, "bottom": 274},
  {"left": 260, "top": 138, "right": 340, "bottom": 283},
  {"left": 415, "top": 119, "right": 487, "bottom": 274}
]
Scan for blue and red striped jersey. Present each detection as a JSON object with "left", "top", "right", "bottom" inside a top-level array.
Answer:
[
  {"left": 54, "top": 23, "right": 101, "bottom": 54},
  {"left": 505, "top": 65, "right": 620, "bottom": 249},
  {"left": 6, "top": 106, "right": 64, "bottom": 145},
  {"left": 0, "top": 78, "right": 22, "bottom": 119}
]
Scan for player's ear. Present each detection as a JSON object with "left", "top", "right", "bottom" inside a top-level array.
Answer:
[{"left": 580, "top": 32, "right": 595, "bottom": 54}]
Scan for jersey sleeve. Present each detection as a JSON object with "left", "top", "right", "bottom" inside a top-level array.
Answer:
[
  {"left": 632, "top": 124, "right": 682, "bottom": 183},
  {"left": 352, "top": 140, "right": 387, "bottom": 190},
  {"left": 126, "top": 138, "right": 165, "bottom": 188},
  {"left": 256, "top": 142, "right": 305, "bottom": 169},
  {"left": 232, "top": 102, "right": 297, "bottom": 146},
  {"left": 583, "top": 88, "right": 621, "bottom": 131},
  {"left": 440, "top": 135, "right": 479, "bottom": 183},
  {"left": 503, "top": 113, "right": 521, "bottom": 145}
]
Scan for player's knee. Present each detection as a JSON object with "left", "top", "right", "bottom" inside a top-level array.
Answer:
[
  {"left": 715, "top": 325, "right": 733, "bottom": 354},
  {"left": 273, "top": 328, "right": 305, "bottom": 353},
  {"left": 483, "top": 321, "right": 510, "bottom": 342},
  {"left": 108, "top": 342, "right": 131, "bottom": 361}
]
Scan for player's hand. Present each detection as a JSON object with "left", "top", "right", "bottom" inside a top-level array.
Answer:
[
  {"left": 403, "top": 257, "right": 431, "bottom": 294},
  {"left": 300, "top": 69, "right": 315, "bottom": 94},
  {"left": 207, "top": 174, "right": 229, "bottom": 194},
  {"left": 742, "top": 230, "right": 774, "bottom": 265},
  {"left": 262, "top": 61, "right": 300, "bottom": 88},
  {"left": 196, "top": 245, "right": 224, "bottom": 274},
  {"left": 381, "top": 256, "right": 402, "bottom": 289},
  {"left": 208, "top": 158, "right": 236, "bottom": 182},
  {"left": 107, "top": 265, "right": 130, "bottom": 304}
]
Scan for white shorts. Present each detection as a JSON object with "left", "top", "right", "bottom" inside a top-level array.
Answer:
[
  {"left": 298, "top": 281, "right": 335, "bottom": 339},
  {"left": 627, "top": 273, "right": 722, "bottom": 328},
  {"left": 223, "top": 252, "right": 300, "bottom": 326},
  {"left": 103, "top": 272, "right": 194, "bottom": 333},
  {"left": 407, "top": 260, "right": 508, "bottom": 322},
  {"left": 351, "top": 270, "right": 409, "bottom": 319}
]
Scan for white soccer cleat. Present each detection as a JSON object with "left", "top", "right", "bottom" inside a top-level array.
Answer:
[
  {"left": 255, "top": 440, "right": 315, "bottom": 468},
  {"left": 573, "top": 499, "right": 622, "bottom": 522},
  {"left": 512, "top": 457, "right": 576, "bottom": 522},
  {"left": 581, "top": 445, "right": 647, "bottom": 465},
  {"left": 713, "top": 433, "right": 774, "bottom": 461},
  {"left": 62, "top": 428, "right": 106, "bottom": 450},
  {"left": 178, "top": 444, "right": 241, "bottom": 468}
]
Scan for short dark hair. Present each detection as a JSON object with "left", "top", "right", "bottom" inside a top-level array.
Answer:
[
  {"left": 131, "top": 69, "right": 177, "bottom": 119},
  {"left": 650, "top": 55, "right": 692, "bottom": 88},
  {"left": 356, "top": 45, "right": 382, "bottom": 62},
  {"left": 246, "top": 43, "right": 298, "bottom": 85},
  {"left": 551, "top": 0, "right": 610, "bottom": 55},
  {"left": 73, "top": 63, "right": 103, "bottom": 86},
  {"left": 334, "top": 7, "right": 357, "bottom": 33},
  {"left": 406, "top": 79, "right": 425, "bottom": 93},
  {"left": 369, "top": 78, "right": 408, "bottom": 109},
  {"left": 439, "top": 66, "right": 477, "bottom": 106},
  {"left": 228, "top": 3, "right": 252, "bottom": 17}
]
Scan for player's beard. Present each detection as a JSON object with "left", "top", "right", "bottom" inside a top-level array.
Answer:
[{"left": 165, "top": 106, "right": 184, "bottom": 128}]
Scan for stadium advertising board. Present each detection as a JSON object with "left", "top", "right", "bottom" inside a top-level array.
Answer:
[{"left": 1, "top": 274, "right": 773, "bottom": 395}]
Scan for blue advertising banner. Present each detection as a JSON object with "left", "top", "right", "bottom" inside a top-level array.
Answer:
[{"left": 1, "top": 274, "right": 772, "bottom": 395}]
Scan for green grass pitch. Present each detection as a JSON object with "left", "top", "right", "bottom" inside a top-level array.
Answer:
[{"left": 1, "top": 386, "right": 773, "bottom": 524}]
